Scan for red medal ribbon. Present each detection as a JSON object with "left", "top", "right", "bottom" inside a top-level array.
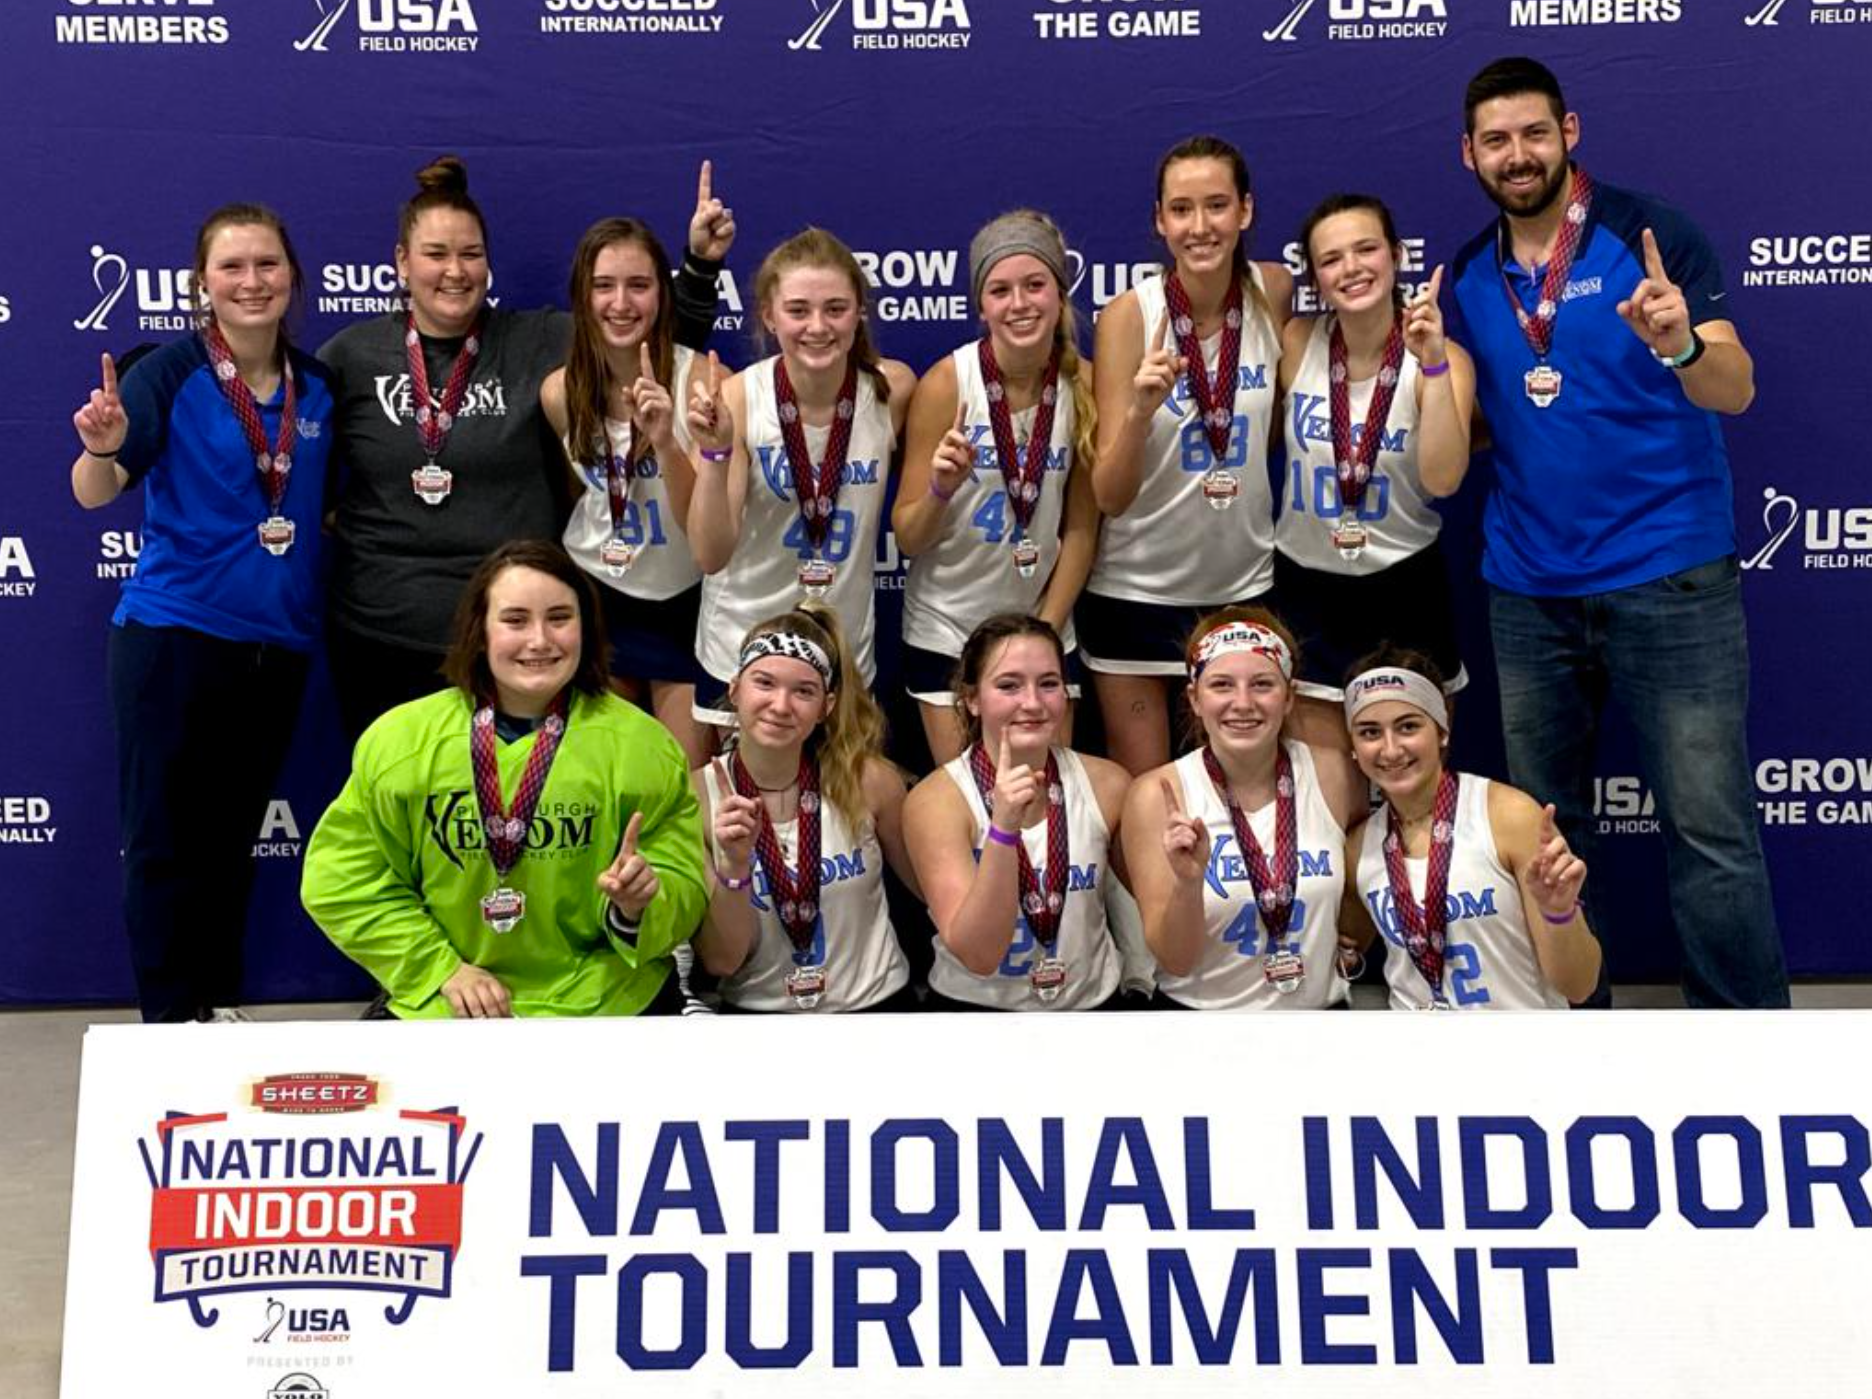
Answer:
[
  {"left": 1162, "top": 271, "right": 1244, "bottom": 462},
  {"left": 773, "top": 358, "right": 858, "bottom": 554},
  {"left": 405, "top": 311, "right": 484, "bottom": 461},
  {"left": 1496, "top": 166, "right": 1595, "bottom": 360},
  {"left": 731, "top": 751, "right": 823, "bottom": 954},
  {"left": 977, "top": 338, "right": 1061, "bottom": 541},
  {"left": 203, "top": 320, "right": 296, "bottom": 514},
  {"left": 469, "top": 693, "right": 570, "bottom": 883},
  {"left": 599, "top": 420, "right": 649, "bottom": 541},
  {"left": 1381, "top": 770, "right": 1461, "bottom": 1002},
  {"left": 1327, "top": 316, "right": 1406, "bottom": 514},
  {"left": 1201, "top": 745, "right": 1299, "bottom": 943},
  {"left": 968, "top": 742, "right": 1070, "bottom": 952}
]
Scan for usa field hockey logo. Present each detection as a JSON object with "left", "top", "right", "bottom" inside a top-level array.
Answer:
[{"left": 139, "top": 1074, "right": 482, "bottom": 1330}]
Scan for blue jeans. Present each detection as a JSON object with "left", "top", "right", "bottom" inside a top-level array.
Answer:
[{"left": 1488, "top": 556, "right": 1789, "bottom": 1008}]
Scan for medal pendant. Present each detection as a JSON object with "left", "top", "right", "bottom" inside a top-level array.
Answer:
[
  {"left": 1524, "top": 365, "right": 1563, "bottom": 408},
  {"left": 1029, "top": 956, "right": 1069, "bottom": 1004},
  {"left": 1011, "top": 536, "right": 1041, "bottom": 579},
  {"left": 480, "top": 886, "right": 525, "bottom": 934},
  {"left": 1425, "top": 991, "right": 1455, "bottom": 1012},
  {"left": 785, "top": 964, "right": 828, "bottom": 1010},
  {"left": 411, "top": 462, "right": 453, "bottom": 505},
  {"left": 1330, "top": 521, "right": 1368, "bottom": 562},
  {"left": 797, "top": 558, "right": 837, "bottom": 598},
  {"left": 600, "top": 538, "right": 638, "bottom": 577},
  {"left": 1263, "top": 949, "right": 1307, "bottom": 995},
  {"left": 257, "top": 516, "right": 296, "bottom": 556},
  {"left": 1201, "top": 469, "right": 1239, "bottom": 510}
]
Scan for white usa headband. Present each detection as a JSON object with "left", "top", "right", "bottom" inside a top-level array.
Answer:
[
  {"left": 1190, "top": 622, "right": 1292, "bottom": 681},
  {"left": 737, "top": 632, "right": 834, "bottom": 687},
  {"left": 1344, "top": 667, "right": 1449, "bottom": 731}
]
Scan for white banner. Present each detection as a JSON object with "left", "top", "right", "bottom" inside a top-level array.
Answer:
[{"left": 61, "top": 1014, "right": 1872, "bottom": 1396}]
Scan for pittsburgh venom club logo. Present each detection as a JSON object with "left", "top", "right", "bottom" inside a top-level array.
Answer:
[{"left": 139, "top": 1075, "right": 481, "bottom": 1331}]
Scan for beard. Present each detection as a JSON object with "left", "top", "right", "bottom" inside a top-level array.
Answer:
[{"left": 1478, "top": 156, "right": 1571, "bottom": 218}]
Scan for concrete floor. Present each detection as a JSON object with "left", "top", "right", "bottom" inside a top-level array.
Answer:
[{"left": 7, "top": 985, "right": 1871, "bottom": 1397}]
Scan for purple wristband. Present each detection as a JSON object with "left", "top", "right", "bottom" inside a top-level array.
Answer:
[
  {"left": 1420, "top": 359, "right": 1451, "bottom": 378},
  {"left": 1539, "top": 904, "right": 1578, "bottom": 926},
  {"left": 985, "top": 824, "right": 1020, "bottom": 848},
  {"left": 700, "top": 447, "right": 731, "bottom": 463},
  {"left": 930, "top": 479, "right": 958, "bottom": 502},
  {"left": 718, "top": 867, "right": 753, "bottom": 891}
]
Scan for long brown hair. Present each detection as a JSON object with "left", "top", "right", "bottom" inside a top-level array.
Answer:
[
  {"left": 1298, "top": 193, "right": 1409, "bottom": 313},
  {"left": 191, "top": 202, "right": 305, "bottom": 345},
  {"left": 563, "top": 218, "right": 677, "bottom": 474},
  {"left": 951, "top": 614, "right": 1069, "bottom": 752},
  {"left": 753, "top": 228, "right": 891, "bottom": 403},
  {"left": 1155, "top": 134, "right": 1276, "bottom": 329},
  {"left": 443, "top": 541, "right": 611, "bottom": 709},
  {"left": 732, "top": 603, "right": 885, "bottom": 830}
]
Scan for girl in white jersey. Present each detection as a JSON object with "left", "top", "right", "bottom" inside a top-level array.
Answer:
[
  {"left": 905, "top": 615, "right": 1134, "bottom": 1011},
  {"left": 895, "top": 210, "right": 1100, "bottom": 764},
  {"left": 1123, "top": 608, "right": 1367, "bottom": 1009},
  {"left": 693, "top": 606, "right": 919, "bottom": 1013},
  {"left": 687, "top": 229, "right": 916, "bottom": 725},
  {"left": 1276, "top": 194, "right": 1477, "bottom": 748},
  {"left": 543, "top": 218, "right": 713, "bottom": 767},
  {"left": 1084, "top": 135, "right": 1294, "bottom": 776},
  {"left": 1338, "top": 646, "right": 1600, "bottom": 1010}
]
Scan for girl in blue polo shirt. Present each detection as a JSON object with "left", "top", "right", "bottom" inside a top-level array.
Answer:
[{"left": 71, "top": 202, "right": 335, "bottom": 1023}]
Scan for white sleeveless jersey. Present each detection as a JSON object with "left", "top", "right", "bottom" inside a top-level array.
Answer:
[
  {"left": 1354, "top": 774, "right": 1566, "bottom": 1011},
  {"left": 1086, "top": 267, "right": 1280, "bottom": 606},
  {"left": 696, "top": 355, "right": 892, "bottom": 685},
  {"left": 1275, "top": 316, "right": 1440, "bottom": 576},
  {"left": 1158, "top": 740, "right": 1348, "bottom": 1010},
  {"left": 929, "top": 747, "right": 1121, "bottom": 1011},
  {"left": 563, "top": 346, "right": 701, "bottom": 601},
  {"left": 702, "top": 762, "right": 908, "bottom": 1013},
  {"left": 902, "top": 344, "right": 1078, "bottom": 657}
]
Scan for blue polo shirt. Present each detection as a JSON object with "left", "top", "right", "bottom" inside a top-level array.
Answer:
[
  {"left": 1448, "top": 178, "right": 1736, "bottom": 596},
  {"left": 113, "top": 336, "right": 335, "bottom": 650}
]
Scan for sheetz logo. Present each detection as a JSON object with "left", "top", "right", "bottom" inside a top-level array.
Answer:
[
  {"left": 55, "top": 0, "right": 228, "bottom": 45},
  {"left": 140, "top": 1076, "right": 481, "bottom": 1330},
  {"left": 790, "top": 0, "right": 972, "bottom": 50},
  {"left": 539, "top": 0, "right": 725, "bottom": 35},
  {"left": 1033, "top": 0, "right": 1204, "bottom": 40},
  {"left": 297, "top": 0, "right": 481, "bottom": 53},
  {"left": 1740, "top": 487, "right": 1872, "bottom": 572},
  {"left": 1263, "top": 0, "right": 1448, "bottom": 42}
]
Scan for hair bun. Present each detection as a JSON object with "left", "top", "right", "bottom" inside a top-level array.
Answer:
[{"left": 414, "top": 155, "right": 469, "bottom": 196}]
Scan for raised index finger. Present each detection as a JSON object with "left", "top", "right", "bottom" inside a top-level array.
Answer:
[
  {"left": 952, "top": 396, "right": 967, "bottom": 435},
  {"left": 620, "top": 809, "right": 644, "bottom": 858},
  {"left": 640, "top": 341, "right": 657, "bottom": 384},
  {"left": 1159, "top": 775, "right": 1185, "bottom": 819},
  {"left": 101, "top": 352, "right": 118, "bottom": 396},
  {"left": 1425, "top": 264, "right": 1444, "bottom": 303},
  {"left": 1151, "top": 306, "right": 1171, "bottom": 352},
  {"left": 1640, "top": 228, "right": 1667, "bottom": 283},
  {"left": 997, "top": 728, "right": 1012, "bottom": 775},
  {"left": 708, "top": 349, "right": 722, "bottom": 397},
  {"left": 697, "top": 158, "right": 713, "bottom": 206}
]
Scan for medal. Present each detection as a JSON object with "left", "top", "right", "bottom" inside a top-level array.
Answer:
[
  {"left": 1327, "top": 315, "right": 1404, "bottom": 560},
  {"left": 774, "top": 357, "right": 858, "bottom": 591},
  {"left": 785, "top": 964, "right": 828, "bottom": 1010},
  {"left": 257, "top": 515, "right": 296, "bottom": 557},
  {"left": 1263, "top": 948, "right": 1306, "bottom": 995},
  {"left": 404, "top": 311, "right": 483, "bottom": 502},
  {"left": 968, "top": 742, "right": 1071, "bottom": 993},
  {"left": 1163, "top": 270, "right": 1244, "bottom": 465},
  {"left": 1202, "top": 745, "right": 1301, "bottom": 953},
  {"left": 480, "top": 886, "right": 525, "bottom": 934},
  {"left": 731, "top": 751, "right": 828, "bottom": 990},
  {"left": 1201, "top": 468, "right": 1239, "bottom": 510},
  {"left": 1011, "top": 536, "right": 1041, "bottom": 577},
  {"left": 1524, "top": 365, "right": 1563, "bottom": 408},
  {"left": 600, "top": 538, "right": 637, "bottom": 576},
  {"left": 1497, "top": 167, "right": 1594, "bottom": 408},
  {"left": 978, "top": 337, "right": 1062, "bottom": 584},
  {"left": 797, "top": 558, "right": 837, "bottom": 597},
  {"left": 203, "top": 320, "right": 297, "bottom": 553},
  {"left": 1382, "top": 770, "right": 1462, "bottom": 1009},
  {"left": 598, "top": 419, "right": 648, "bottom": 575},
  {"left": 411, "top": 461, "right": 453, "bottom": 505},
  {"left": 468, "top": 697, "right": 570, "bottom": 935}
]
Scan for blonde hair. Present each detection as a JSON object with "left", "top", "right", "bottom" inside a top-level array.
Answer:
[
  {"left": 752, "top": 228, "right": 891, "bottom": 404},
  {"left": 735, "top": 603, "right": 886, "bottom": 831}
]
